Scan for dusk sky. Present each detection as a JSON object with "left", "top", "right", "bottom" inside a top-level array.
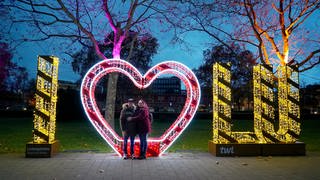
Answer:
[
  {"left": 7, "top": 2, "right": 320, "bottom": 86},
  {"left": 14, "top": 31, "right": 320, "bottom": 86},
  {"left": 13, "top": 27, "right": 211, "bottom": 83}
]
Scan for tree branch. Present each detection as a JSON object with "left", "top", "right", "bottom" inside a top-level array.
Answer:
[
  {"left": 243, "top": 0, "right": 270, "bottom": 64},
  {"left": 299, "top": 57, "right": 320, "bottom": 72},
  {"left": 123, "top": 0, "right": 139, "bottom": 36},
  {"left": 57, "top": 0, "right": 106, "bottom": 60},
  {"left": 279, "top": 0, "right": 289, "bottom": 65},
  {"left": 287, "top": 1, "right": 320, "bottom": 33},
  {"left": 102, "top": 0, "right": 117, "bottom": 32},
  {"left": 6, "top": 4, "right": 71, "bottom": 23},
  {"left": 16, "top": 0, "right": 62, "bottom": 11},
  {"left": 298, "top": 49, "right": 320, "bottom": 68},
  {"left": 130, "top": 0, "right": 156, "bottom": 28}
]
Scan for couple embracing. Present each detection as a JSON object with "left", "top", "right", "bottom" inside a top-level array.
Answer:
[{"left": 120, "top": 98, "right": 151, "bottom": 160}]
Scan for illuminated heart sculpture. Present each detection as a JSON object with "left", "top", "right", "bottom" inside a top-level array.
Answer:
[{"left": 80, "top": 59, "right": 200, "bottom": 157}]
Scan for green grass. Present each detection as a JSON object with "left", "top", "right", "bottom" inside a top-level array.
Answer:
[
  {"left": 300, "top": 120, "right": 320, "bottom": 152},
  {"left": 168, "top": 119, "right": 212, "bottom": 152},
  {"left": 56, "top": 120, "right": 113, "bottom": 152},
  {"left": 0, "top": 117, "right": 319, "bottom": 153},
  {"left": 0, "top": 118, "right": 33, "bottom": 153}
]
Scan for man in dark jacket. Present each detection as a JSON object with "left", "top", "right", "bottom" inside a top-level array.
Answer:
[{"left": 120, "top": 98, "right": 137, "bottom": 159}]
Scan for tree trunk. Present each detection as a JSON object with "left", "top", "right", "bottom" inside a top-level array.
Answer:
[{"left": 104, "top": 72, "right": 119, "bottom": 129}]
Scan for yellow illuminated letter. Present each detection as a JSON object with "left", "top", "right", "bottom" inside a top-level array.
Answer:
[{"left": 212, "top": 63, "right": 300, "bottom": 144}]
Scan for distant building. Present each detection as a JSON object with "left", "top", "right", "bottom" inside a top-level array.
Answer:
[
  {"left": 58, "top": 80, "right": 79, "bottom": 90},
  {"left": 146, "top": 77, "right": 185, "bottom": 112},
  {"left": 150, "top": 77, "right": 181, "bottom": 95},
  {"left": 115, "top": 76, "right": 186, "bottom": 113},
  {"left": 301, "top": 84, "right": 320, "bottom": 114},
  {"left": 58, "top": 77, "right": 187, "bottom": 113}
]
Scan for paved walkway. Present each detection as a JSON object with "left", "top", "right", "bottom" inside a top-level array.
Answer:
[{"left": 1, "top": 152, "right": 320, "bottom": 180}]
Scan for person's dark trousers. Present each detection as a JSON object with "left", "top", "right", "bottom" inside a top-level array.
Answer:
[
  {"left": 123, "top": 135, "right": 135, "bottom": 156},
  {"left": 139, "top": 133, "right": 148, "bottom": 158}
]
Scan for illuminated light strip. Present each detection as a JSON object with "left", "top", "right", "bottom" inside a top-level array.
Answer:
[
  {"left": 81, "top": 67, "right": 124, "bottom": 156},
  {"left": 32, "top": 56, "right": 59, "bottom": 144},
  {"left": 276, "top": 65, "right": 300, "bottom": 142},
  {"left": 213, "top": 63, "right": 301, "bottom": 144},
  {"left": 253, "top": 64, "right": 275, "bottom": 143},
  {"left": 158, "top": 68, "right": 200, "bottom": 156},
  {"left": 87, "top": 67, "right": 193, "bottom": 142},
  {"left": 212, "top": 63, "right": 235, "bottom": 143},
  {"left": 83, "top": 60, "right": 200, "bottom": 154},
  {"left": 80, "top": 59, "right": 200, "bottom": 156},
  {"left": 213, "top": 63, "right": 265, "bottom": 144},
  {"left": 149, "top": 70, "right": 193, "bottom": 141}
]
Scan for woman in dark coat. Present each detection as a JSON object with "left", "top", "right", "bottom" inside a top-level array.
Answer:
[
  {"left": 120, "top": 99, "right": 137, "bottom": 159},
  {"left": 128, "top": 99, "right": 151, "bottom": 159}
]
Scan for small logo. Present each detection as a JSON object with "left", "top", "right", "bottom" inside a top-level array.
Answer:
[{"left": 220, "top": 146, "right": 234, "bottom": 155}]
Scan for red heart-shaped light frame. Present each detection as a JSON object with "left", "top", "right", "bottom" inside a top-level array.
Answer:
[{"left": 80, "top": 59, "right": 200, "bottom": 156}]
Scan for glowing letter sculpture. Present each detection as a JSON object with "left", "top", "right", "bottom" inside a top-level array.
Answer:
[
  {"left": 26, "top": 56, "right": 59, "bottom": 158},
  {"left": 253, "top": 64, "right": 276, "bottom": 143},
  {"left": 212, "top": 63, "right": 256, "bottom": 144},
  {"left": 80, "top": 59, "right": 200, "bottom": 157},
  {"left": 277, "top": 65, "right": 300, "bottom": 142},
  {"left": 209, "top": 62, "right": 304, "bottom": 156}
]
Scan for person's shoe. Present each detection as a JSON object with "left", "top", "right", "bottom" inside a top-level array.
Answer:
[
  {"left": 137, "top": 155, "right": 146, "bottom": 160},
  {"left": 123, "top": 154, "right": 129, "bottom": 160},
  {"left": 131, "top": 155, "right": 136, "bottom": 160}
]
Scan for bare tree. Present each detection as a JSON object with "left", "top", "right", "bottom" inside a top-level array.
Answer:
[
  {"left": 1, "top": 0, "right": 162, "bottom": 127},
  {"left": 162, "top": 0, "right": 320, "bottom": 71}
]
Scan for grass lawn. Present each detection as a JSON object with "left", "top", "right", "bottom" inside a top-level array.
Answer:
[{"left": 0, "top": 117, "right": 319, "bottom": 153}]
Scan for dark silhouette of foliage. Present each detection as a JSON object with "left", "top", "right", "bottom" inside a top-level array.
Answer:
[
  {"left": 71, "top": 31, "right": 159, "bottom": 78},
  {"left": 0, "top": 41, "right": 13, "bottom": 92},
  {"left": 194, "top": 43, "right": 256, "bottom": 109}
]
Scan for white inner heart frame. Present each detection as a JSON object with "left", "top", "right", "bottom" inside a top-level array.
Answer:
[{"left": 80, "top": 59, "right": 201, "bottom": 156}]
